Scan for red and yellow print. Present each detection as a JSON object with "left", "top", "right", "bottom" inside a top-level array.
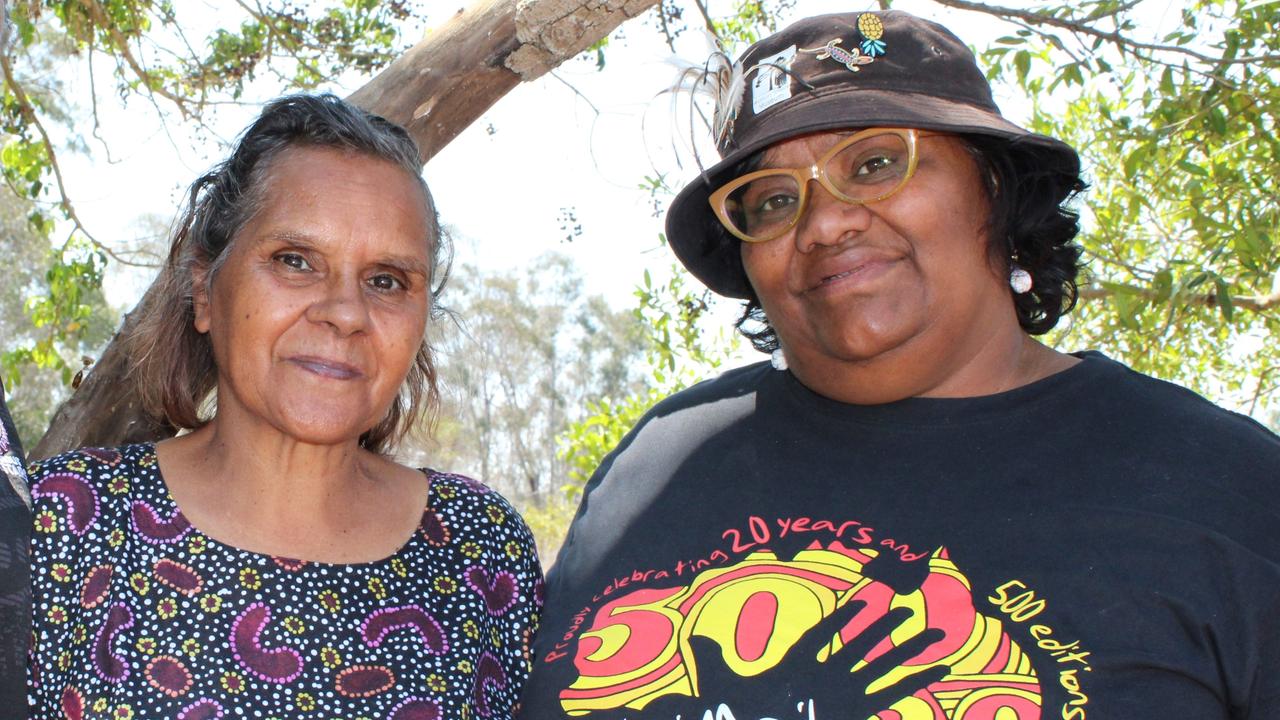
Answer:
[{"left": 560, "top": 542, "right": 1039, "bottom": 718}]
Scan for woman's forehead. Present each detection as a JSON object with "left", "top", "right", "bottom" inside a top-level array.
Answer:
[{"left": 241, "top": 148, "right": 435, "bottom": 254}]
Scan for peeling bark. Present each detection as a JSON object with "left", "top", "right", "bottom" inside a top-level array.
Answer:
[
  {"left": 507, "top": 0, "right": 659, "bottom": 80},
  {"left": 347, "top": 0, "right": 659, "bottom": 162}
]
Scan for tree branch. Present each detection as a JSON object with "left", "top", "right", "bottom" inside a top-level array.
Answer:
[
  {"left": 349, "top": 0, "right": 659, "bottom": 163},
  {"left": 1079, "top": 284, "right": 1280, "bottom": 313},
  {"left": 0, "top": 52, "right": 154, "bottom": 267},
  {"left": 1249, "top": 366, "right": 1273, "bottom": 416},
  {"left": 931, "top": 0, "right": 1280, "bottom": 65},
  {"left": 77, "top": 0, "right": 195, "bottom": 116},
  {"left": 657, "top": 1, "right": 677, "bottom": 53},
  {"left": 232, "top": 0, "right": 332, "bottom": 86},
  {"left": 691, "top": 0, "right": 716, "bottom": 37},
  {"left": 549, "top": 70, "right": 602, "bottom": 115}
]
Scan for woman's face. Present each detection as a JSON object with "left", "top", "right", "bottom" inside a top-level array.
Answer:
[
  {"left": 193, "top": 146, "right": 432, "bottom": 446},
  {"left": 740, "top": 130, "right": 1014, "bottom": 395}
]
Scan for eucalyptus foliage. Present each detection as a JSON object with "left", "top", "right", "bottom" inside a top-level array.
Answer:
[
  {"left": 0, "top": 0, "right": 425, "bottom": 392},
  {"left": 967, "top": 0, "right": 1279, "bottom": 422}
]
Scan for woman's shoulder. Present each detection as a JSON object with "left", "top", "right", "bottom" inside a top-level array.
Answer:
[
  {"left": 28, "top": 444, "right": 161, "bottom": 535},
  {"left": 418, "top": 469, "right": 540, "bottom": 567},
  {"left": 423, "top": 469, "right": 527, "bottom": 527},
  {"left": 620, "top": 361, "right": 772, "bottom": 438},
  {"left": 1078, "top": 353, "right": 1280, "bottom": 448},
  {"left": 660, "top": 361, "right": 773, "bottom": 407},
  {"left": 28, "top": 442, "right": 158, "bottom": 479}
]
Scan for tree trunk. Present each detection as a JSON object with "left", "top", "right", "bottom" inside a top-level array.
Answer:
[
  {"left": 30, "top": 0, "right": 659, "bottom": 460},
  {"left": 353, "top": 0, "right": 658, "bottom": 164},
  {"left": 30, "top": 287, "right": 174, "bottom": 460}
]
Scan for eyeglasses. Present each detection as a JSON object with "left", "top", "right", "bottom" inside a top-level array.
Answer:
[{"left": 709, "top": 128, "right": 921, "bottom": 243}]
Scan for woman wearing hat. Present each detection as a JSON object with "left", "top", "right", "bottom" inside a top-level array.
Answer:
[{"left": 520, "top": 10, "right": 1280, "bottom": 720}]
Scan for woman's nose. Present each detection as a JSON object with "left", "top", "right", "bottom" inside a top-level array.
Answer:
[
  {"left": 305, "top": 275, "right": 370, "bottom": 336},
  {"left": 793, "top": 181, "right": 873, "bottom": 253}
]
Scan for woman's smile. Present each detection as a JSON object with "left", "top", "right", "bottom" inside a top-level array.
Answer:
[
  {"left": 287, "top": 355, "right": 363, "bottom": 380},
  {"left": 802, "top": 245, "right": 904, "bottom": 294}
]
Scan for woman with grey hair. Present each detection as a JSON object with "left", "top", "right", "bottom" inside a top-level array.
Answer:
[{"left": 27, "top": 94, "right": 541, "bottom": 719}]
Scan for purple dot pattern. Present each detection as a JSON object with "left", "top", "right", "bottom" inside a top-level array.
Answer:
[{"left": 28, "top": 444, "right": 543, "bottom": 718}]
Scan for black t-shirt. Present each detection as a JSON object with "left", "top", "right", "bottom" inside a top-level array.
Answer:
[
  {"left": 0, "top": 388, "right": 30, "bottom": 719},
  {"left": 520, "top": 353, "right": 1280, "bottom": 719}
]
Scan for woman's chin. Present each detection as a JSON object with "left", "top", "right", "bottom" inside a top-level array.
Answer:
[
  {"left": 793, "top": 320, "right": 922, "bottom": 368},
  {"left": 271, "top": 411, "right": 381, "bottom": 448}
]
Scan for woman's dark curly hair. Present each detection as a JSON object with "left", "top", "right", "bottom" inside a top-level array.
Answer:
[
  {"left": 128, "top": 93, "right": 451, "bottom": 453},
  {"left": 734, "top": 133, "right": 1088, "bottom": 353}
]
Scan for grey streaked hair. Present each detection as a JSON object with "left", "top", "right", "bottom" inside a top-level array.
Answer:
[{"left": 128, "top": 93, "right": 451, "bottom": 453}]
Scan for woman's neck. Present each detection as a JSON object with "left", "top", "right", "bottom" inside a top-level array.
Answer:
[
  {"left": 155, "top": 418, "right": 426, "bottom": 563},
  {"left": 184, "top": 415, "right": 364, "bottom": 492},
  {"left": 791, "top": 322, "right": 1077, "bottom": 406}
]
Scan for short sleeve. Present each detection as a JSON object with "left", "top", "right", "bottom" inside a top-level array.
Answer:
[{"left": 27, "top": 451, "right": 93, "bottom": 705}]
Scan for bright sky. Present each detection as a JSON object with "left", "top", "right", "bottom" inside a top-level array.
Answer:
[{"left": 53, "top": 0, "right": 1018, "bottom": 320}]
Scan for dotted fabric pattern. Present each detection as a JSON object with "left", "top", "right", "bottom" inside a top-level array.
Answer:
[{"left": 28, "top": 444, "right": 543, "bottom": 719}]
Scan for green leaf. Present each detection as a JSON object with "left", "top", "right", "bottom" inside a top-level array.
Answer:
[
  {"left": 1209, "top": 107, "right": 1227, "bottom": 134},
  {"left": 1123, "top": 146, "right": 1148, "bottom": 179},
  {"left": 1014, "top": 50, "right": 1031, "bottom": 86},
  {"left": 1177, "top": 159, "right": 1209, "bottom": 177},
  {"left": 1152, "top": 269, "right": 1173, "bottom": 304},
  {"left": 1109, "top": 291, "right": 1144, "bottom": 331},
  {"left": 1212, "top": 276, "right": 1234, "bottom": 321}
]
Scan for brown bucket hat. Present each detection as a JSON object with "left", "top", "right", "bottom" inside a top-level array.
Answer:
[{"left": 665, "top": 10, "right": 1081, "bottom": 299}]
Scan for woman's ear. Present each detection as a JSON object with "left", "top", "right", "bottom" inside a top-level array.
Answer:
[{"left": 192, "top": 265, "right": 212, "bottom": 334}]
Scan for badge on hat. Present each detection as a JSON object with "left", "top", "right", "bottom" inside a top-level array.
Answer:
[
  {"left": 858, "top": 13, "right": 887, "bottom": 56},
  {"left": 800, "top": 13, "right": 888, "bottom": 71},
  {"left": 751, "top": 46, "right": 798, "bottom": 115}
]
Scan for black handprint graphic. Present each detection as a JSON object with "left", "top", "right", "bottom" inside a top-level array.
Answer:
[
  {"left": 585, "top": 595, "right": 947, "bottom": 719},
  {"left": 682, "top": 598, "right": 948, "bottom": 718},
  {"left": 568, "top": 543, "right": 1041, "bottom": 719}
]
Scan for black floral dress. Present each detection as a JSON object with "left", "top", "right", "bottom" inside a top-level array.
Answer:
[{"left": 28, "top": 444, "right": 542, "bottom": 719}]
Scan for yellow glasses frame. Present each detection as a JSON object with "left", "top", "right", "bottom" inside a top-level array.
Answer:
[{"left": 708, "top": 128, "right": 922, "bottom": 243}]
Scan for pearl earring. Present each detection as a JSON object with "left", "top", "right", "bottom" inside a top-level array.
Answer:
[
  {"left": 770, "top": 348, "right": 789, "bottom": 371},
  {"left": 1009, "top": 266, "right": 1033, "bottom": 294}
]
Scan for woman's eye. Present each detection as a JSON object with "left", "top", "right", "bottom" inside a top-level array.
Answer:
[
  {"left": 369, "top": 274, "right": 405, "bottom": 292},
  {"left": 856, "top": 154, "right": 896, "bottom": 176},
  {"left": 757, "top": 193, "right": 798, "bottom": 213},
  {"left": 855, "top": 151, "right": 906, "bottom": 176},
  {"left": 275, "top": 252, "right": 312, "bottom": 271},
  {"left": 740, "top": 183, "right": 798, "bottom": 215}
]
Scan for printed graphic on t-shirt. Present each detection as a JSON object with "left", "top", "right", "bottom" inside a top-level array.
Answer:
[{"left": 542, "top": 515, "right": 1088, "bottom": 719}]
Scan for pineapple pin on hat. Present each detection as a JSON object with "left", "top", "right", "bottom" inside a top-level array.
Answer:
[{"left": 665, "top": 10, "right": 1080, "bottom": 299}]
